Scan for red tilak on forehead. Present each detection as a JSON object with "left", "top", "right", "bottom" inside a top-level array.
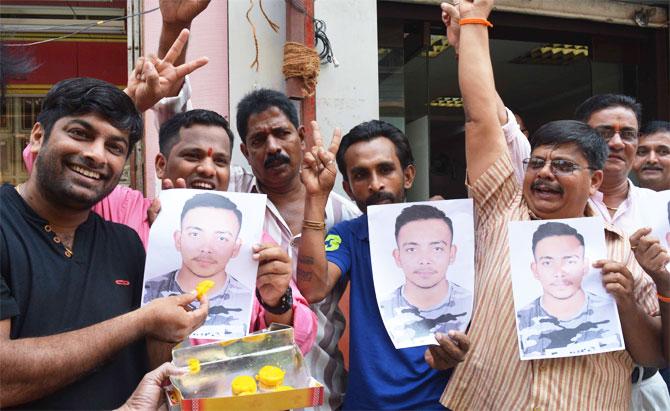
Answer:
[{"left": 207, "top": 147, "right": 213, "bottom": 157}]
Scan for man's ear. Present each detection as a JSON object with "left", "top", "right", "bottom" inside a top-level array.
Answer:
[
  {"left": 232, "top": 238, "right": 242, "bottom": 259},
  {"left": 403, "top": 164, "right": 417, "bottom": 190},
  {"left": 449, "top": 244, "right": 458, "bottom": 264},
  {"left": 589, "top": 169, "right": 604, "bottom": 196},
  {"left": 30, "top": 122, "right": 45, "bottom": 153},
  {"left": 174, "top": 230, "right": 182, "bottom": 252},
  {"left": 240, "top": 143, "right": 249, "bottom": 161},
  {"left": 392, "top": 248, "right": 402, "bottom": 268},
  {"left": 155, "top": 153, "right": 167, "bottom": 179}
]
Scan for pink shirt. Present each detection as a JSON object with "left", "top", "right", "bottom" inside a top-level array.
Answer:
[{"left": 22, "top": 144, "right": 316, "bottom": 354}]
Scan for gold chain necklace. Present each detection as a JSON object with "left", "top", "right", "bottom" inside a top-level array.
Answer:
[{"left": 16, "top": 183, "right": 74, "bottom": 258}]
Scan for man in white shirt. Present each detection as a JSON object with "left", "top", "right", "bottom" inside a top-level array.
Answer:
[{"left": 575, "top": 93, "right": 670, "bottom": 409}]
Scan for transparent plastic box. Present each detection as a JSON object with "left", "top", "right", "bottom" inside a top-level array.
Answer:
[{"left": 166, "top": 324, "right": 324, "bottom": 410}]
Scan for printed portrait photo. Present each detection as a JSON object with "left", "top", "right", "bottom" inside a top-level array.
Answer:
[
  {"left": 142, "top": 189, "right": 266, "bottom": 340},
  {"left": 508, "top": 217, "right": 625, "bottom": 360},
  {"left": 368, "top": 199, "right": 474, "bottom": 349}
]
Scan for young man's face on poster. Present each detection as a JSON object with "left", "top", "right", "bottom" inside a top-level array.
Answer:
[
  {"left": 174, "top": 207, "right": 242, "bottom": 278},
  {"left": 531, "top": 235, "right": 589, "bottom": 301},
  {"left": 393, "top": 218, "right": 457, "bottom": 290}
]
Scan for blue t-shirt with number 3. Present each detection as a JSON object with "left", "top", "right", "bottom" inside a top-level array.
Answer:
[{"left": 325, "top": 214, "right": 451, "bottom": 410}]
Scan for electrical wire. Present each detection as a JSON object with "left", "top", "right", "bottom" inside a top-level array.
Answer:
[
  {"left": 2, "top": 6, "right": 160, "bottom": 47},
  {"left": 313, "top": 18, "right": 334, "bottom": 64},
  {"left": 283, "top": 0, "right": 336, "bottom": 65},
  {"left": 4, "top": 2, "right": 336, "bottom": 65}
]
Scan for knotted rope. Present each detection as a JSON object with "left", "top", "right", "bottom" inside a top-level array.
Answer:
[{"left": 282, "top": 41, "right": 320, "bottom": 97}]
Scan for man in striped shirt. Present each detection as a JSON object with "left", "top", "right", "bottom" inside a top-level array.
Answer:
[{"left": 439, "top": 1, "right": 669, "bottom": 409}]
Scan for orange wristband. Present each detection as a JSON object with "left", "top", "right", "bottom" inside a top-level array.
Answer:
[
  {"left": 658, "top": 292, "right": 670, "bottom": 303},
  {"left": 459, "top": 18, "right": 493, "bottom": 28}
]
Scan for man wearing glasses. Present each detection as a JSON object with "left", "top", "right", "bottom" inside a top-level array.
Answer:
[
  {"left": 575, "top": 95, "right": 670, "bottom": 407},
  {"left": 574, "top": 95, "right": 659, "bottom": 234}
]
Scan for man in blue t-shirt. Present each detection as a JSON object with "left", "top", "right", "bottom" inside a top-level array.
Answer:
[{"left": 296, "top": 121, "right": 470, "bottom": 409}]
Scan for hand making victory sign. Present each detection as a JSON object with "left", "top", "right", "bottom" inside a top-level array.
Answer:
[
  {"left": 124, "top": 29, "right": 209, "bottom": 112},
  {"left": 300, "top": 121, "right": 342, "bottom": 199}
]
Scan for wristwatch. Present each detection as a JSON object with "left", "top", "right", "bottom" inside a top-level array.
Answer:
[{"left": 256, "top": 286, "right": 293, "bottom": 315}]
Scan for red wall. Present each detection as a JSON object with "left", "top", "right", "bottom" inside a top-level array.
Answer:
[
  {"left": 9, "top": 41, "right": 128, "bottom": 86},
  {"left": 4, "top": 0, "right": 128, "bottom": 86}
]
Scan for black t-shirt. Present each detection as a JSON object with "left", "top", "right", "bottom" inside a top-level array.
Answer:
[{"left": 0, "top": 184, "right": 149, "bottom": 409}]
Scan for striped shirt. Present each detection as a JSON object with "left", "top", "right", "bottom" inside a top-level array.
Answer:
[
  {"left": 230, "top": 166, "right": 361, "bottom": 409},
  {"left": 440, "top": 152, "right": 659, "bottom": 410}
]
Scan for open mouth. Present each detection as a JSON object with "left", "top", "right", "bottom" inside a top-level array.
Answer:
[
  {"left": 190, "top": 181, "right": 215, "bottom": 190},
  {"left": 70, "top": 164, "right": 102, "bottom": 180},
  {"left": 531, "top": 182, "right": 562, "bottom": 198}
]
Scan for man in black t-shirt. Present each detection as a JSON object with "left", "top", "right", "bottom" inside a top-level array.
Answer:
[{"left": 0, "top": 78, "right": 209, "bottom": 409}]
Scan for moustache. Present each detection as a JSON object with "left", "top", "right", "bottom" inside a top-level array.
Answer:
[
  {"left": 365, "top": 190, "right": 397, "bottom": 206},
  {"left": 264, "top": 152, "right": 291, "bottom": 169},
  {"left": 531, "top": 178, "right": 563, "bottom": 194},
  {"left": 641, "top": 164, "right": 663, "bottom": 171}
]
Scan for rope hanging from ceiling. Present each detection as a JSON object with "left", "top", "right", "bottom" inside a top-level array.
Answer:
[{"left": 246, "top": 0, "right": 280, "bottom": 71}]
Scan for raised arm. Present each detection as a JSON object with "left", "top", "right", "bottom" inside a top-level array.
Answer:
[
  {"left": 0, "top": 293, "right": 208, "bottom": 407},
  {"left": 296, "top": 122, "right": 344, "bottom": 303},
  {"left": 444, "top": 0, "right": 506, "bottom": 183},
  {"left": 443, "top": 2, "right": 529, "bottom": 183},
  {"left": 157, "top": 0, "right": 211, "bottom": 96},
  {"left": 443, "top": 3, "right": 507, "bottom": 127}
]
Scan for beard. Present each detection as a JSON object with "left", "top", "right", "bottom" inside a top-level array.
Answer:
[{"left": 34, "top": 150, "right": 118, "bottom": 211}]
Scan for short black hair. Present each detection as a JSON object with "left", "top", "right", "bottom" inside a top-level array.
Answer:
[
  {"left": 236, "top": 89, "right": 299, "bottom": 143},
  {"left": 530, "top": 120, "right": 609, "bottom": 170},
  {"left": 394, "top": 204, "right": 453, "bottom": 241},
  {"left": 641, "top": 121, "right": 670, "bottom": 137},
  {"left": 337, "top": 120, "right": 415, "bottom": 180},
  {"left": 574, "top": 94, "right": 642, "bottom": 127},
  {"left": 180, "top": 193, "right": 243, "bottom": 229},
  {"left": 159, "top": 109, "right": 234, "bottom": 156},
  {"left": 36, "top": 77, "right": 142, "bottom": 157},
  {"left": 531, "top": 222, "right": 585, "bottom": 256}
]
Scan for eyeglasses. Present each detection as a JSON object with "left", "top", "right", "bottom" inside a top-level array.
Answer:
[
  {"left": 523, "top": 157, "right": 595, "bottom": 176},
  {"left": 594, "top": 126, "right": 639, "bottom": 144}
]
